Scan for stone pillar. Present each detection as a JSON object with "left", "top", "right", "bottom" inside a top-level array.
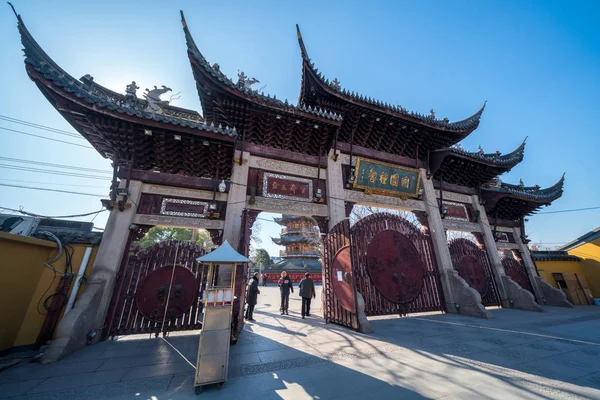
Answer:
[
  {"left": 420, "top": 170, "right": 489, "bottom": 318},
  {"left": 43, "top": 180, "right": 143, "bottom": 362},
  {"left": 221, "top": 150, "right": 249, "bottom": 286},
  {"left": 326, "top": 149, "right": 346, "bottom": 230},
  {"left": 512, "top": 227, "right": 545, "bottom": 302},
  {"left": 471, "top": 195, "right": 510, "bottom": 308},
  {"left": 91, "top": 180, "right": 143, "bottom": 335}
]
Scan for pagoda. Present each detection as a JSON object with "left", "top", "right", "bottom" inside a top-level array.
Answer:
[{"left": 268, "top": 215, "right": 322, "bottom": 282}]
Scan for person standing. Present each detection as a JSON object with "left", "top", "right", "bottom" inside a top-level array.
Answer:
[
  {"left": 278, "top": 271, "right": 293, "bottom": 315},
  {"left": 245, "top": 272, "right": 260, "bottom": 322},
  {"left": 298, "top": 272, "right": 316, "bottom": 319},
  {"left": 262, "top": 273, "right": 267, "bottom": 287}
]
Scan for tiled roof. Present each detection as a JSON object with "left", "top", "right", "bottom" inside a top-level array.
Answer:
[
  {"left": 181, "top": 12, "right": 342, "bottom": 122},
  {"left": 449, "top": 138, "right": 526, "bottom": 166},
  {"left": 15, "top": 10, "right": 237, "bottom": 138},
  {"left": 530, "top": 251, "right": 581, "bottom": 262},
  {"left": 483, "top": 174, "right": 565, "bottom": 203},
  {"left": 296, "top": 24, "right": 485, "bottom": 132}
]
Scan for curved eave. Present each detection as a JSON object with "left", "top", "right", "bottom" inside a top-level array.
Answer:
[
  {"left": 296, "top": 25, "right": 485, "bottom": 134},
  {"left": 182, "top": 12, "right": 342, "bottom": 125},
  {"left": 482, "top": 174, "right": 565, "bottom": 218},
  {"left": 430, "top": 139, "right": 526, "bottom": 175},
  {"left": 486, "top": 174, "right": 565, "bottom": 202},
  {"left": 15, "top": 10, "right": 237, "bottom": 148}
]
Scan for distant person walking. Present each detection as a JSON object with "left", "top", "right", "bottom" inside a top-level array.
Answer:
[
  {"left": 245, "top": 272, "right": 260, "bottom": 322},
  {"left": 298, "top": 272, "right": 316, "bottom": 319},
  {"left": 262, "top": 273, "right": 268, "bottom": 287},
  {"left": 278, "top": 271, "right": 293, "bottom": 315}
]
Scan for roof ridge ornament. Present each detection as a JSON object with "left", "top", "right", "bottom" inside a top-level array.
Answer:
[
  {"left": 237, "top": 71, "right": 259, "bottom": 91},
  {"left": 331, "top": 78, "right": 341, "bottom": 90},
  {"left": 143, "top": 85, "right": 172, "bottom": 113}
]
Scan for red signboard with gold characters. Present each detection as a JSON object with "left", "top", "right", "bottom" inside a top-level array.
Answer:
[{"left": 262, "top": 172, "right": 314, "bottom": 201}]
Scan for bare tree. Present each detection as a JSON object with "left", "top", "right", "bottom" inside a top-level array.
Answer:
[
  {"left": 350, "top": 205, "right": 421, "bottom": 228},
  {"left": 446, "top": 230, "right": 477, "bottom": 243}
]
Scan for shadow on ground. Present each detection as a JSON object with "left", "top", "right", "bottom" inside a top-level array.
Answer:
[{"left": 1, "top": 286, "right": 599, "bottom": 399}]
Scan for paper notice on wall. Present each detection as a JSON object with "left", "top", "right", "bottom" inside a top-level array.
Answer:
[{"left": 337, "top": 270, "right": 343, "bottom": 282}]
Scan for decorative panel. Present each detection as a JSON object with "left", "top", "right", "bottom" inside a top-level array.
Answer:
[
  {"left": 442, "top": 201, "right": 469, "bottom": 221},
  {"left": 160, "top": 198, "right": 208, "bottom": 218},
  {"left": 352, "top": 158, "right": 421, "bottom": 198},
  {"left": 262, "top": 172, "right": 314, "bottom": 201}
]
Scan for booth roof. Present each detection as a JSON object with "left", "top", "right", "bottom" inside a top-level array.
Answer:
[{"left": 197, "top": 240, "right": 249, "bottom": 263}]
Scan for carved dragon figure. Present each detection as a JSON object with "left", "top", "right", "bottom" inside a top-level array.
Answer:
[
  {"left": 144, "top": 85, "right": 172, "bottom": 112},
  {"left": 237, "top": 71, "right": 259, "bottom": 91}
]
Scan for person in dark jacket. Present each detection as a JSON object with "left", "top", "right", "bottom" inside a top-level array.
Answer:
[
  {"left": 298, "top": 272, "right": 316, "bottom": 319},
  {"left": 245, "top": 272, "right": 260, "bottom": 321},
  {"left": 278, "top": 271, "right": 293, "bottom": 315}
]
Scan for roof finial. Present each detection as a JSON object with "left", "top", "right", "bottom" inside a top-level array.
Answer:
[
  {"left": 7, "top": 2, "right": 18, "bottom": 18},
  {"left": 296, "top": 24, "right": 310, "bottom": 62},
  {"left": 180, "top": 10, "right": 187, "bottom": 28}
]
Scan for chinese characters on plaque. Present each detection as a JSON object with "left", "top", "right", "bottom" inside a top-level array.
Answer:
[
  {"left": 262, "top": 172, "right": 314, "bottom": 202},
  {"left": 353, "top": 158, "right": 421, "bottom": 198}
]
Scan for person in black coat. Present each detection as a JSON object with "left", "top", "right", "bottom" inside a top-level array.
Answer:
[
  {"left": 298, "top": 272, "right": 316, "bottom": 319},
  {"left": 278, "top": 271, "right": 293, "bottom": 315},
  {"left": 245, "top": 272, "right": 260, "bottom": 321}
]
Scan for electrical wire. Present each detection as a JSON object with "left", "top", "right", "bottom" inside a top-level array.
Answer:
[
  {"left": 0, "top": 126, "right": 93, "bottom": 149},
  {"left": 36, "top": 231, "right": 64, "bottom": 315},
  {"left": 0, "top": 206, "right": 107, "bottom": 219},
  {"left": 0, "top": 115, "right": 83, "bottom": 138},
  {"left": 0, "top": 157, "right": 112, "bottom": 174},
  {"left": 0, "top": 184, "right": 105, "bottom": 197},
  {"left": 0, "top": 164, "right": 111, "bottom": 180},
  {"left": 536, "top": 206, "right": 600, "bottom": 215},
  {"left": 0, "top": 178, "right": 108, "bottom": 188}
]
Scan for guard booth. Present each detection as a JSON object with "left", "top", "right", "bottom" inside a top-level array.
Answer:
[{"left": 194, "top": 240, "right": 249, "bottom": 394}]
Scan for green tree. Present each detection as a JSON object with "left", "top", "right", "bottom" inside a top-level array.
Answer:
[
  {"left": 252, "top": 248, "right": 273, "bottom": 267},
  {"left": 137, "top": 226, "right": 214, "bottom": 252}
]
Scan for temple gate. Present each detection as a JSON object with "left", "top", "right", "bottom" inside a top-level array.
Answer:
[
  {"left": 449, "top": 238, "right": 501, "bottom": 307},
  {"left": 352, "top": 213, "right": 445, "bottom": 316},
  {"left": 11, "top": 8, "right": 573, "bottom": 360},
  {"left": 105, "top": 239, "right": 208, "bottom": 337},
  {"left": 323, "top": 220, "right": 357, "bottom": 329}
]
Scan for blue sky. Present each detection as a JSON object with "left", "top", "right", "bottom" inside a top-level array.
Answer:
[{"left": 1, "top": 0, "right": 598, "bottom": 253}]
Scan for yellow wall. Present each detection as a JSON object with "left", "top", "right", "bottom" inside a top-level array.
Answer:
[
  {"left": 566, "top": 237, "right": 600, "bottom": 298},
  {"left": 536, "top": 259, "right": 583, "bottom": 290},
  {"left": 0, "top": 232, "right": 99, "bottom": 352}
]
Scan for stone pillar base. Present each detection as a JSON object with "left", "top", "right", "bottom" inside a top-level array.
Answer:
[
  {"left": 42, "top": 281, "right": 105, "bottom": 363},
  {"left": 535, "top": 276, "right": 573, "bottom": 307},
  {"left": 446, "top": 270, "right": 491, "bottom": 319},
  {"left": 356, "top": 292, "right": 373, "bottom": 333},
  {"left": 502, "top": 276, "right": 543, "bottom": 312}
]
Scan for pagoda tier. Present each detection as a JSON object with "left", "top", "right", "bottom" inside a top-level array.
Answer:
[
  {"left": 272, "top": 236, "right": 318, "bottom": 246},
  {"left": 15, "top": 12, "right": 235, "bottom": 180},
  {"left": 481, "top": 175, "right": 565, "bottom": 221},
  {"left": 429, "top": 140, "right": 526, "bottom": 187},
  {"left": 267, "top": 259, "right": 322, "bottom": 273},
  {"left": 273, "top": 215, "right": 317, "bottom": 225},
  {"left": 296, "top": 26, "right": 486, "bottom": 159},
  {"left": 181, "top": 12, "right": 342, "bottom": 158}
]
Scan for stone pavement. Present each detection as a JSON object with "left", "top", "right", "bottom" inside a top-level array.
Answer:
[{"left": 1, "top": 285, "right": 600, "bottom": 399}]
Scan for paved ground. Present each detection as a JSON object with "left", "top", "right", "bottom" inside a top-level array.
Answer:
[{"left": 1, "top": 285, "right": 600, "bottom": 399}]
